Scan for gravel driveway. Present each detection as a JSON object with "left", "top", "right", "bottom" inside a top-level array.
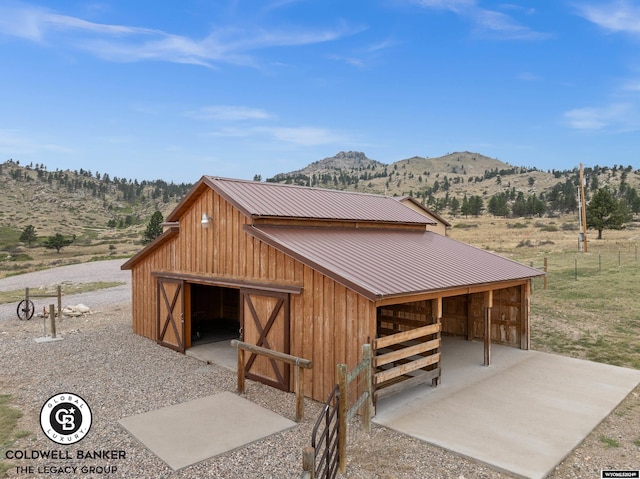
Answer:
[
  {"left": 0, "top": 259, "right": 131, "bottom": 321},
  {"left": 1, "top": 261, "right": 638, "bottom": 478}
]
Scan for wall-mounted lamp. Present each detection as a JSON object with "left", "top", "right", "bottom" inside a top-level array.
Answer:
[{"left": 201, "top": 213, "right": 212, "bottom": 228}]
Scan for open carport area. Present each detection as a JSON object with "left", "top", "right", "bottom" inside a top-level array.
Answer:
[{"left": 373, "top": 337, "right": 640, "bottom": 479}]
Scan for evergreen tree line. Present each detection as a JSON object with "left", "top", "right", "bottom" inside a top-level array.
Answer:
[{"left": 1, "top": 160, "right": 191, "bottom": 204}]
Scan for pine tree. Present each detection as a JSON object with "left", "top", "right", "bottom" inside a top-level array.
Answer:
[
  {"left": 19, "top": 225, "right": 38, "bottom": 247},
  {"left": 143, "top": 211, "right": 164, "bottom": 244}
]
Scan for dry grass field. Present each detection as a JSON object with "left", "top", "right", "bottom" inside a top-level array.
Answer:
[{"left": 449, "top": 214, "right": 640, "bottom": 370}]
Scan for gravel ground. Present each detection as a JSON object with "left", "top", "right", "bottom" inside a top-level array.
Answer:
[
  {"left": 0, "top": 259, "right": 131, "bottom": 322},
  {"left": 1, "top": 260, "right": 639, "bottom": 479}
]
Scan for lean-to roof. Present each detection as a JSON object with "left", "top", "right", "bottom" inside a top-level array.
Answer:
[{"left": 246, "top": 225, "right": 544, "bottom": 301}]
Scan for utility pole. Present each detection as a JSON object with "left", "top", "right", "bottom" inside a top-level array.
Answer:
[{"left": 578, "top": 163, "right": 588, "bottom": 252}]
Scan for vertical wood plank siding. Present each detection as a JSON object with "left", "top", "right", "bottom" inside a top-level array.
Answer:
[{"left": 129, "top": 189, "right": 376, "bottom": 401}]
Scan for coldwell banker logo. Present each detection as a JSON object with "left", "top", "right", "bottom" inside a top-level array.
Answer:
[{"left": 40, "top": 393, "right": 92, "bottom": 445}]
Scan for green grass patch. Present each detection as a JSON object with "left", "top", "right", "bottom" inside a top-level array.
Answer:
[
  {"left": 0, "top": 395, "right": 28, "bottom": 477},
  {"left": 599, "top": 435, "right": 620, "bottom": 448},
  {"left": 633, "top": 438, "right": 640, "bottom": 447},
  {"left": 0, "top": 226, "right": 20, "bottom": 249},
  {"left": 0, "top": 281, "right": 125, "bottom": 305},
  {"left": 529, "top": 250, "right": 640, "bottom": 370}
]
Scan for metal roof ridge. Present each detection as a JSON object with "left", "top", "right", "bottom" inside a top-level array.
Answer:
[{"left": 206, "top": 175, "right": 402, "bottom": 199}]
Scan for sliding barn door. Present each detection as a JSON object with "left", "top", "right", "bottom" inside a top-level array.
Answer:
[
  {"left": 157, "top": 278, "right": 185, "bottom": 353},
  {"left": 241, "top": 289, "right": 290, "bottom": 391}
]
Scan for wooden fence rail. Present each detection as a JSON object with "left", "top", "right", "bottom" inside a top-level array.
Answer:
[
  {"left": 230, "top": 339, "right": 312, "bottom": 422},
  {"left": 373, "top": 323, "right": 441, "bottom": 401}
]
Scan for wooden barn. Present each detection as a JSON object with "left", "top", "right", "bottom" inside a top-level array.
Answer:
[{"left": 121, "top": 177, "right": 544, "bottom": 403}]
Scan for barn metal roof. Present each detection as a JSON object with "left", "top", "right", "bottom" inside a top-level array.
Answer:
[
  {"left": 205, "top": 176, "right": 436, "bottom": 225},
  {"left": 246, "top": 225, "right": 544, "bottom": 301}
]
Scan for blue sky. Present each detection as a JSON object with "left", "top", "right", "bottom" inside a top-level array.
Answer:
[{"left": 1, "top": 0, "right": 640, "bottom": 183}]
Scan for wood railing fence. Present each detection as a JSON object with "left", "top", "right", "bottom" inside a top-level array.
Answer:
[{"left": 230, "top": 339, "right": 312, "bottom": 422}]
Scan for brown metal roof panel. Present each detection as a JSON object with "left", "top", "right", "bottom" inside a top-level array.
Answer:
[
  {"left": 208, "top": 176, "right": 435, "bottom": 224},
  {"left": 247, "top": 226, "right": 544, "bottom": 299}
]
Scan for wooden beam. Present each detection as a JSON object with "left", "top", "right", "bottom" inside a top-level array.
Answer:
[
  {"left": 484, "top": 290, "right": 493, "bottom": 366},
  {"left": 374, "top": 323, "right": 441, "bottom": 349},
  {"left": 374, "top": 339, "right": 440, "bottom": 367},
  {"left": 432, "top": 297, "right": 442, "bottom": 386},
  {"left": 374, "top": 279, "right": 531, "bottom": 307},
  {"left": 375, "top": 353, "right": 440, "bottom": 385}
]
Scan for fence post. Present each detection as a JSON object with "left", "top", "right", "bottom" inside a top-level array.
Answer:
[
  {"left": 237, "top": 347, "right": 245, "bottom": 394},
  {"left": 295, "top": 360, "right": 305, "bottom": 422},
  {"left": 362, "top": 344, "right": 372, "bottom": 433},
  {"left": 337, "top": 363, "right": 347, "bottom": 474},
  {"left": 49, "top": 304, "right": 56, "bottom": 339},
  {"left": 543, "top": 257, "right": 548, "bottom": 290},
  {"left": 302, "top": 446, "right": 315, "bottom": 479},
  {"left": 57, "top": 285, "right": 62, "bottom": 319}
]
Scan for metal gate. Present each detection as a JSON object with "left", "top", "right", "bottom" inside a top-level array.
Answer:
[{"left": 310, "top": 386, "right": 340, "bottom": 479}]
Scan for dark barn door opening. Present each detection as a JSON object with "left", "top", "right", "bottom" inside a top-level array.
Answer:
[{"left": 189, "top": 284, "right": 240, "bottom": 346}]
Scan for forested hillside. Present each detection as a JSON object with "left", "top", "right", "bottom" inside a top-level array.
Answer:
[
  {"left": 267, "top": 151, "right": 640, "bottom": 221},
  {"left": 0, "top": 159, "right": 191, "bottom": 275}
]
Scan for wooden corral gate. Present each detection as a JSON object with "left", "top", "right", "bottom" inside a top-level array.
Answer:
[{"left": 373, "top": 323, "right": 441, "bottom": 401}]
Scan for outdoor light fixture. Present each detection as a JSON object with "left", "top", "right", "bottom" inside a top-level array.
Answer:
[{"left": 201, "top": 213, "right": 212, "bottom": 228}]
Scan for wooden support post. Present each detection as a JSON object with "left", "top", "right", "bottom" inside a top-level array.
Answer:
[
  {"left": 337, "top": 363, "right": 347, "bottom": 474},
  {"left": 362, "top": 344, "right": 372, "bottom": 432},
  {"left": 49, "top": 304, "right": 56, "bottom": 339},
  {"left": 237, "top": 347, "right": 245, "bottom": 394},
  {"left": 543, "top": 257, "right": 548, "bottom": 290},
  {"left": 521, "top": 281, "right": 531, "bottom": 350},
  {"left": 433, "top": 297, "right": 443, "bottom": 386},
  {"left": 295, "top": 361, "right": 305, "bottom": 422},
  {"left": 57, "top": 285, "right": 62, "bottom": 319},
  {"left": 302, "top": 446, "right": 315, "bottom": 479},
  {"left": 483, "top": 291, "right": 493, "bottom": 366}
]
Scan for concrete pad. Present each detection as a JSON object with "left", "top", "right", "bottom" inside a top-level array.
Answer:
[
  {"left": 34, "top": 335, "right": 64, "bottom": 343},
  {"left": 119, "top": 391, "right": 296, "bottom": 470},
  {"left": 186, "top": 341, "right": 237, "bottom": 372},
  {"left": 374, "top": 337, "right": 640, "bottom": 479}
]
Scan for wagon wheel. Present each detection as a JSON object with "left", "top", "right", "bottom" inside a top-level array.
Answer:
[{"left": 17, "top": 300, "right": 35, "bottom": 320}]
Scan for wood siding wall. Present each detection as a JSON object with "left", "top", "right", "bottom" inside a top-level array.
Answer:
[
  {"left": 440, "top": 285, "right": 525, "bottom": 347},
  {"left": 129, "top": 188, "right": 377, "bottom": 401}
]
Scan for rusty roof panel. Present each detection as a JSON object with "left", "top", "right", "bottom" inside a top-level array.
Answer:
[
  {"left": 206, "top": 176, "right": 435, "bottom": 225},
  {"left": 247, "top": 225, "right": 544, "bottom": 300}
]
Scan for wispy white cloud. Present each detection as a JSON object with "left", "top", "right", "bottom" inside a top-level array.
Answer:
[
  {"left": 210, "top": 125, "right": 352, "bottom": 146},
  {"left": 575, "top": 1, "right": 640, "bottom": 35},
  {"left": 409, "top": 0, "right": 549, "bottom": 39},
  {"left": 258, "top": 126, "right": 350, "bottom": 145},
  {"left": 328, "top": 39, "right": 395, "bottom": 68},
  {"left": 187, "top": 105, "right": 274, "bottom": 121},
  {"left": 0, "top": 2, "right": 358, "bottom": 67},
  {"left": 563, "top": 103, "right": 635, "bottom": 130},
  {"left": 517, "top": 71, "right": 541, "bottom": 81},
  {"left": 0, "top": 129, "right": 74, "bottom": 156}
]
